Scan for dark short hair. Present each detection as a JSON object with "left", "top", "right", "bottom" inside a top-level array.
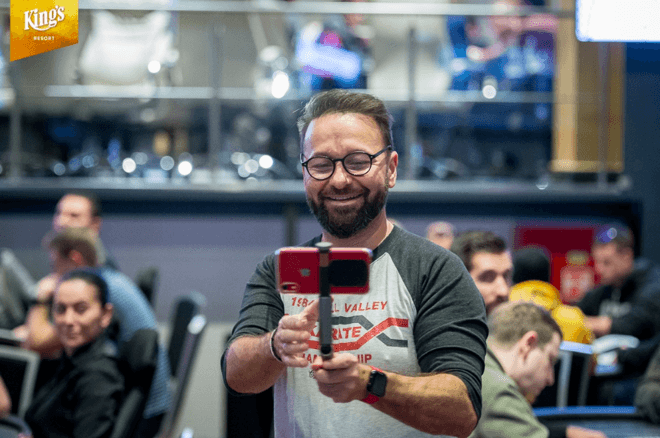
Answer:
[
  {"left": 513, "top": 246, "right": 551, "bottom": 284},
  {"left": 63, "top": 191, "right": 102, "bottom": 218},
  {"left": 59, "top": 268, "right": 109, "bottom": 306},
  {"left": 592, "top": 223, "right": 634, "bottom": 252},
  {"left": 489, "top": 301, "right": 563, "bottom": 348},
  {"left": 451, "top": 230, "right": 508, "bottom": 272},
  {"left": 296, "top": 89, "right": 394, "bottom": 155}
]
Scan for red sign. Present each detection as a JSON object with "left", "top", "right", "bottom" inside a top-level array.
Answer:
[{"left": 560, "top": 264, "right": 595, "bottom": 304}]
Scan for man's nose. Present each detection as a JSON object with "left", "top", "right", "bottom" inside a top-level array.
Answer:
[
  {"left": 62, "top": 308, "right": 75, "bottom": 324},
  {"left": 328, "top": 162, "right": 352, "bottom": 188},
  {"left": 495, "top": 276, "right": 509, "bottom": 298}
]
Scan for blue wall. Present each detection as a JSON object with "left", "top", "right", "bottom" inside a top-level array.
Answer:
[{"left": 626, "top": 43, "right": 660, "bottom": 262}]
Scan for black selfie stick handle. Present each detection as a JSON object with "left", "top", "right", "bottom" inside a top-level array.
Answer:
[{"left": 316, "top": 241, "right": 333, "bottom": 358}]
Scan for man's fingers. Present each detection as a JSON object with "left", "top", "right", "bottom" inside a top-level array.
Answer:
[{"left": 299, "top": 299, "right": 319, "bottom": 326}]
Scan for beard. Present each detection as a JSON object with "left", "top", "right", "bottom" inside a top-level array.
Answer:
[{"left": 307, "top": 182, "right": 389, "bottom": 239}]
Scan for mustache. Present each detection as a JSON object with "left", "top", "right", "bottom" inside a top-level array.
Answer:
[{"left": 319, "top": 189, "right": 366, "bottom": 199}]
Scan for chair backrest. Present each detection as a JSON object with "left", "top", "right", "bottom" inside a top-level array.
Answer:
[
  {"left": 556, "top": 340, "right": 593, "bottom": 408},
  {"left": 0, "top": 249, "right": 36, "bottom": 330},
  {"left": 135, "top": 267, "right": 160, "bottom": 306},
  {"left": 161, "top": 314, "right": 207, "bottom": 438},
  {"left": 109, "top": 328, "right": 159, "bottom": 438},
  {"left": 0, "top": 345, "right": 40, "bottom": 418},
  {"left": 167, "top": 292, "right": 206, "bottom": 378}
]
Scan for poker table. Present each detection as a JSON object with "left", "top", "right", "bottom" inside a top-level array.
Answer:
[{"left": 535, "top": 406, "right": 660, "bottom": 438}]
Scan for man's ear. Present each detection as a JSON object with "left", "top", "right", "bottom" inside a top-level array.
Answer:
[
  {"left": 101, "top": 303, "right": 114, "bottom": 329},
  {"left": 69, "top": 250, "right": 85, "bottom": 267},
  {"left": 518, "top": 330, "right": 539, "bottom": 360},
  {"left": 386, "top": 151, "right": 398, "bottom": 189},
  {"left": 90, "top": 217, "right": 102, "bottom": 236}
]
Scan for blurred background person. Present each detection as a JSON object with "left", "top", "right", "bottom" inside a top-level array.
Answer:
[
  {"left": 635, "top": 343, "right": 660, "bottom": 425},
  {"left": 576, "top": 223, "right": 660, "bottom": 405},
  {"left": 16, "top": 227, "right": 170, "bottom": 438},
  {"left": 292, "top": 0, "right": 373, "bottom": 91},
  {"left": 426, "top": 221, "right": 455, "bottom": 249},
  {"left": 23, "top": 269, "right": 123, "bottom": 438},
  {"left": 452, "top": 230, "right": 511, "bottom": 315},
  {"left": 52, "top": 191, "right": 120, "bottom": 271}
]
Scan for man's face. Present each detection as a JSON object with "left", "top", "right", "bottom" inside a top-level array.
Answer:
[
  {"left": 53, "top": 195, "right": 100, "bottom": 235},
  {"left": 302, "top": 113, "right": 397, "bottom": 239},
  {"left": 470, "top": 251, "right": 513, "bottom": 314},
  {"left": 52, "top": 278, "right": 112, "bottom": 356},
  {"left": 514, "top": 332, "right": 561, "bottom": 403},
  {"left": 592, "top": 243, "right": 634, "bottom": 287}
]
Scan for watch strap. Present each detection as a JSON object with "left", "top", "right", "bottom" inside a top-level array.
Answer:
[{"left": 361, "top": 366, "right": 384, "bottom": 404}]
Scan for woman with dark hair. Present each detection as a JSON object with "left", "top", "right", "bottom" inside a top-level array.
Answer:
[{"left": 22, "top": 269, "right": 124, "bottom": 438}]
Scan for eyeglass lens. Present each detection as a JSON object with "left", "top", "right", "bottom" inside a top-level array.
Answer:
[{"left": 307, "top": 152, "right": 372, "bottom": 179}]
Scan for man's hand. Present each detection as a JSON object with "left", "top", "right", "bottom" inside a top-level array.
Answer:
[
  {"left": 566, "top": 425, "right": 608, "bottom": 438},
  {"left": 585, "top": 316, "right": 613, "bottom": 338},
  {"left": 36, "top": 274, "right": 60, "bottom": 302},
  {"left": 272, "top": 299, "right": 319, "bottom": 367},
  {"left": 310, "top": 353, "right": 370, "bottom": 403}
]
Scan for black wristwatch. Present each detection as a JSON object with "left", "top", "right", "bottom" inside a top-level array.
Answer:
[
  {"left": 362, "top": 366, "right": 387, "bottom": 404},
  {"left": 29, "top": 297, "right": 51, "bottom": 307}
]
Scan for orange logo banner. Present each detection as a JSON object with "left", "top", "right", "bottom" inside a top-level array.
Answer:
[{"left": 10, "top": 0, "right": 78, "bottom": 61}]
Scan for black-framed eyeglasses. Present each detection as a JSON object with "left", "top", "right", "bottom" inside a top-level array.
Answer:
[{"left": 300, "top": 146, "right": 392, "bottom": 181}]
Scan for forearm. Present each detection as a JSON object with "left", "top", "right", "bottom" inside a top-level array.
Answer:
[
  {"left": 585, "top": 316, "right": 612, "bottom": 338},
  {"left": 375, "top": 371, "right": 477, "bottom": 438},
  {"left": 23, "top": 306, "right": 62, "bottom": 357},
  {"left": 224, "top": 332, "right": 286, "bottom": 394}
]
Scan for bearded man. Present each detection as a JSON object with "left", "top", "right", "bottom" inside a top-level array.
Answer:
[{"left": 222, "top": 89, "right": 488, "bottom": 438}]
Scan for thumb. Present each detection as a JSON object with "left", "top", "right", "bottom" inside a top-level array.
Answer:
[{"left": 299, "top": 299, "right": 320, "bottom": 327}]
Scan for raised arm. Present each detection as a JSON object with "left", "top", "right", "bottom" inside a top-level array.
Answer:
[
  {"left": 225, "top": 300, "right": 319, "bottom": 394},
  {"left": 21, "top": 275, "right": 63, "bottom": 358}
]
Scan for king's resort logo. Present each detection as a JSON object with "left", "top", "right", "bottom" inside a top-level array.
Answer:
[{"left": 24, "top": 6, "right": 66, "bottom": 32}]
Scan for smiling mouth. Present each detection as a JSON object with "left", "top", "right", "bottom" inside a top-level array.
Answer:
[{"left": 324, "top": 193, "right": 362, "bottom": 202}]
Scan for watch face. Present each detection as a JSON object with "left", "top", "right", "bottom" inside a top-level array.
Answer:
[{"left": 368, "top": 370, "right": 387, "bottom": 397}]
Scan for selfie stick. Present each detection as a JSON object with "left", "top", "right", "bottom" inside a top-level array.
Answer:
[{"left": 316, "top": 241, "right": 333, "bottom": 359}]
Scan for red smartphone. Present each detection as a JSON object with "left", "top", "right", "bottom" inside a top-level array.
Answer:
[{"left": 276, "top": 247, "right": 372, "bottom": 294}]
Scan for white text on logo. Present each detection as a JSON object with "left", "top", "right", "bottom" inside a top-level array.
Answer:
[{"left": 24, "top": 7, "right": 65, "bottom": 32}]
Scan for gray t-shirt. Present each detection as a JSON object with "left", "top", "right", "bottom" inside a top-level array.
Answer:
[{"left": 223, "top": 226, "right": 488, "bottom": 438}]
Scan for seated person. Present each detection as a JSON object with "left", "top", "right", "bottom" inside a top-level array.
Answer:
[
  {"left": 53, "top": 191, "right": 120, "bottom": 271},
  {"left": 635, "top": 343, "right": 660, "bottom": 424},
  {"left": 16, "top": 227, "right": 171, "bottom": 438},
  {"left": 577, "top": 223, "right": 660, "bottom": 404},
  {"left": 23, "top": 269, "right": 124, "bottom": 438},
  {"left": 451, "top": 230, "right": 512, "bottom": 315},
  {"left": 510, "top": 247, "right": 593, "bottom": 344},
  {"left": 471, "top": 301, "right": 605, "bottom": 438}
]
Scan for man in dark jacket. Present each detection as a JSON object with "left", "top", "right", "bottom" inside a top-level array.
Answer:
[{"left": 577, "top": 223, "right": 660, "bottom": 404}]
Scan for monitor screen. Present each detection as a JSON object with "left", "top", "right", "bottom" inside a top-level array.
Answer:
[{"left": 576, "top": 0, "right": 660, "bottom": 42}]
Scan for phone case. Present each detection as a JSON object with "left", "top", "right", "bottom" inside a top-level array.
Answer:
[{"left": 276, "top": 247, "right": 372, "bottom": 294}]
